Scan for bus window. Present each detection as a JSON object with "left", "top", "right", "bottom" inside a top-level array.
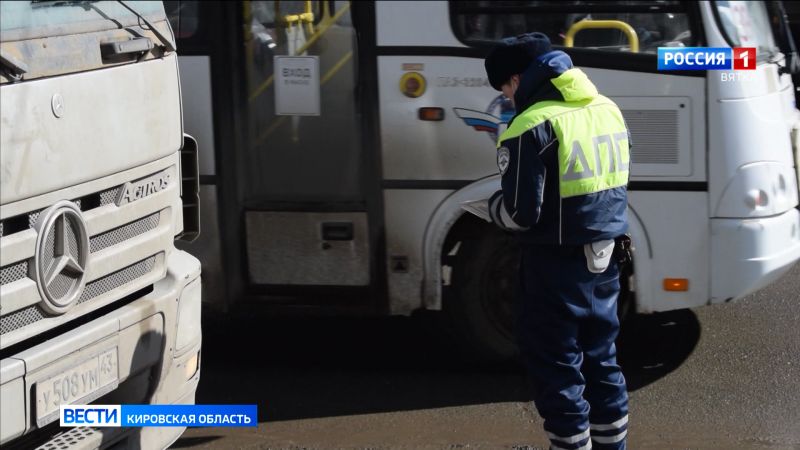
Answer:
[
  {"left": 450, "top": 1, "right": 696, "bottom": 54},
  {"left": 713, "top": 1, "right": 778, "bottom": 60},
  {"left": 243, "top": 0, "right": 363, "bottom": 203},
  {"left": 246, "top": 1, "right": 326, "bottom": 72},
  {"left": 250, "top": 1, "right": 323, "bottom": 29}
]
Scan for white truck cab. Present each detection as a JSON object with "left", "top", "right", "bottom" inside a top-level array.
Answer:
[{"left": 1, "top": 2, "right": 202, "bottom": 448}]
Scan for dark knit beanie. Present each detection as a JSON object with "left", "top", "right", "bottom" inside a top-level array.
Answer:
[{"left": 485, "top": 32, "right": 552, "bottom": 91}]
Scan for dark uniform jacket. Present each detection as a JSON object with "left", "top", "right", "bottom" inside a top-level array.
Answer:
[{"left": 489, "top": 50, "right": 632, "bottom": 246}]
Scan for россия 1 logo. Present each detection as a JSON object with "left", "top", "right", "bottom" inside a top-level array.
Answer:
[{"left": 658, "top": 47, "right": 756, "bottom": 71}]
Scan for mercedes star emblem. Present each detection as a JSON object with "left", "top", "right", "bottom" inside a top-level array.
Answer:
[
  {"left": 51, "top": 93, "right": 65, "bottom": 118},
  {"left": 33, "top": 201, "right": 90, "bottom": 314}
]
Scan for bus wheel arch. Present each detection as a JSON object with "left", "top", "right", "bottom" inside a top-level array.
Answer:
[
  {"left": 625, "top": 204, "right": 654, "bottom": 315},
  {"left": 421, "top": 176, "right": 502, "bottom": 311}
]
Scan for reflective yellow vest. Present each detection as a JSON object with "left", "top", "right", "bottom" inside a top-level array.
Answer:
[{"left": 498, "top": 69, "right": 630, "bottom": 199}]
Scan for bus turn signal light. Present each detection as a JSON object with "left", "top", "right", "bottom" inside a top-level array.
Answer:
[
  {"left": 419, "top": 107, "right": 445, "bottom": 121},
  {"left": 663, "top": 278, "right": 689, "bottom": 291}
]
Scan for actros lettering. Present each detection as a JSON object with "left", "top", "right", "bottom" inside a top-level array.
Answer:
[{"left": 116, "top": 172, "right": 170, "bottom": 206}]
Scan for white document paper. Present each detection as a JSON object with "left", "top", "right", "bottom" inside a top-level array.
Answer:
[{"left": 460, "top": 199, "right": 491, "bottom": 223}]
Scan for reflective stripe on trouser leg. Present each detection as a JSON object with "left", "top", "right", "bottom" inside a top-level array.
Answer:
[
  {"left": 590, "top": 415, "right": 628, "bottom": 449},
  {"left": 551, "top": 443, "right": 591, "bottom": 450},
  {"left": 547, "top": 428, "right": 592, "bottom": 450}
]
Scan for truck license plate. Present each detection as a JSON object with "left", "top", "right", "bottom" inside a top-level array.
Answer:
[{"left": 35, "top": 347, "right": 119, "bottom": 425}]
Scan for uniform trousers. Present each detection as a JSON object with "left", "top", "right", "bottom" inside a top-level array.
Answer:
[{"left": 517, "top": 243, "right": 629, "bottom": 450}]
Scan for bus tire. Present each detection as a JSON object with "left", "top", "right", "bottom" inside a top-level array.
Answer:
[
  {"left": 444, "top": 228, "right": 634, "bottom": 362},
  {"left": 445, "top": 228, "right": 520, "bottom": 363}
]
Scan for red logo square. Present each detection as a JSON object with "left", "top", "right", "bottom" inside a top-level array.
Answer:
[{"left": 733, "top": 48, "right": 756, "bottom": 70}]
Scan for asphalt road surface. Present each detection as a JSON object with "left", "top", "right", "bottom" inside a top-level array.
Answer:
[{"left": 176, "top": 263, "right": 800, "bottom": 450}]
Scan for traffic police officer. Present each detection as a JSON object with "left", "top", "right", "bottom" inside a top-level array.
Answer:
[{"left": 484, "top": 33, "right": 630, "bottom": 450}]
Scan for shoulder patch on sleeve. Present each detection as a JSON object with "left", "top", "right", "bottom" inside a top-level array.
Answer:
[{"left": 497, "top": 147, "right": 511, "bottom": 175}]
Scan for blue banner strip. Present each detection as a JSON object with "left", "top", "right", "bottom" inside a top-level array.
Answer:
[
  {"left": 121, "top": 404, "right": 258, "bottom": 427},
  {"left": 658, "top": 47, "right": 732, "bottom": 71}
]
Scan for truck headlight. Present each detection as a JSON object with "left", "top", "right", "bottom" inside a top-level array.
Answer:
[
  {"left": 175, "top": 278, "right": 201, "bottom": 353},
  {"left": 185, "top": 352, "right": 200, "bottom": 380}
]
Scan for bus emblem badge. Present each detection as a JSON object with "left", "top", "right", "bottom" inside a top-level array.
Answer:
[{"left": 454, "top": 95, "right": 515, "bottom": 143}]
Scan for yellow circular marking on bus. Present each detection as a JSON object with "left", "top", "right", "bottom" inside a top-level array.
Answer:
[{"left": 400, "top": 72, "right": 426, "bottom": 98}]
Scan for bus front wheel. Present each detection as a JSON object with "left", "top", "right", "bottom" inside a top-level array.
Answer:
[
  {"left": 445, "top": 229, "right": 520, "bottom": 363},
  {"left": 443, "top": 227, "right": 633, "bottom": 363}
]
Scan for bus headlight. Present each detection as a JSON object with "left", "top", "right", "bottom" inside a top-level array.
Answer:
[
  {"left": 746, "top": 189, "right": 769, "bottom": 209},
  {"left": 715, "top": 162, "right": 798, "bottom": 217}
]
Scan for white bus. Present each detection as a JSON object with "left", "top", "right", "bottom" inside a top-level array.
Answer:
[
  {"left": 170, "top": 0, "right": 800, "bottom": 359},
  {"left": 1, "top": 1, "right": 202, "bottom": 447}
]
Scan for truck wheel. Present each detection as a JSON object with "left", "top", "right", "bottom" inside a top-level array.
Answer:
[{"left": 445, "top": 229, "right": 520, "bottom": 362}]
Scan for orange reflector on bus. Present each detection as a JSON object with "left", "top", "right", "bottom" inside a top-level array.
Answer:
[
  {"left": 419, "top": 107, "right": 445, "bottom": 121},
  {"left": 663, "top": 278, "right": 689, "bottom": 291}
]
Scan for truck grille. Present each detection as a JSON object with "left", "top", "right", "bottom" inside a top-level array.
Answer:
[
  {"left": 90, "top": 213, "right": 160, "bottom": 253},
  {"left": 0, "top": 166, "right": 174, "bottom": 345},
  {"left": 0, "top": 305, "right": 43, "bottom": 336},
  {"left": 0, "top": 256, "right": 157, "bottom": 335},
  {"left": 98, "top": 186, "right": 122, "bottom": 206},
  {"left": 0, "top": 186, "right": 119, "bottom": 239},
  {"left": 78, "top": 256, "right": 156, "bottom": 303},
  {"left": 1, "top": 261, "right": 27, "bottom": 285}
]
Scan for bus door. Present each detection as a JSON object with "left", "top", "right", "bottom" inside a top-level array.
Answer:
[{"left": 242, "top": 1, "right": 379, "bottom": 299}]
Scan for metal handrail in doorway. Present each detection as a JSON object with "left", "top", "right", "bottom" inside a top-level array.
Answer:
[{"left": 248, "top": 1, "right": 351, "bottom": 103}]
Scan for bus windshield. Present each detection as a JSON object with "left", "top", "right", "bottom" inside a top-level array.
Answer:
[
  {"left": 713, "top": 1, "right": 778, "bottom": 58},
  {"left": 0, "top": 1, "right": 165, "bottom": 40}
]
